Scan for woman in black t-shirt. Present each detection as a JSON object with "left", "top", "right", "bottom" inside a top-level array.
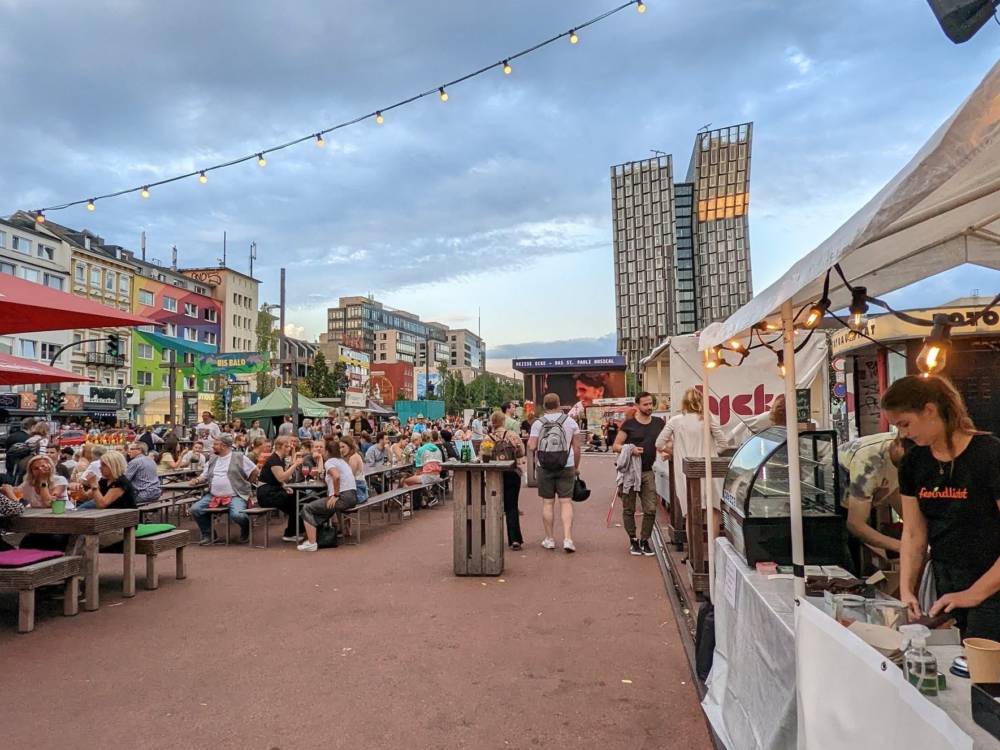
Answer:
[
  {"left": 882, "top": 375, "right": 1000, "bottom": 641},
  {"left": 257, "top": 436, "right": 304, "bottom": 541},
  {"left": 82, "top": 450, "right": 137, "bottom": 509}
]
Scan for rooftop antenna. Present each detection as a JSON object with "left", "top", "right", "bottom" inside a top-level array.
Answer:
[
  {"left": 250, "top": 241, "right": 257, "bottom": 278},
  {"left": 222, "top": 230, "right": 227, "bottom": 267},
  {"left": 140, "top": 231, "right": 146, "bottom": 261},
  {"left": 698, "top": 123, "right": 712, "bottom": 132},
  {"left": 650, "top": 149, "right": 669, "bottom": 157}
]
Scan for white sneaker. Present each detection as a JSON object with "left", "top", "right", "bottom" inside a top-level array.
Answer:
[
  {"left": 563, "top": 538, "right": 576, "bottom": 553},
  {"left": 541, "top": 537, "right": 556, "bottom": 550},
  {"left": 297, "top": 541, "right": 318, "bottom": 552}
]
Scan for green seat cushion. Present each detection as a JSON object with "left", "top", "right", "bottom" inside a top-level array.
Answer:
[{"left": 135, "top": 523, "right": 176, "bottom": 538}]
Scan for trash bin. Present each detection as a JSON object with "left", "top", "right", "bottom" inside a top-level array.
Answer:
[{"left": 452, "top": 461, "right": 512, "bottom": 576}]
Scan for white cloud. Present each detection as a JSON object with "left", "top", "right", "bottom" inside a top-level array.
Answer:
[
  {"left": 785, "top": 46, "right": 813, "bottom": 75},
  {"left": 284, "top": 323, "right": 306, "bottom": 338}
]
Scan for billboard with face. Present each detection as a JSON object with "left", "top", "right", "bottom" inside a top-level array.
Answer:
[{"left": 521, "top": 370, "right": 627, "bottom": 407}]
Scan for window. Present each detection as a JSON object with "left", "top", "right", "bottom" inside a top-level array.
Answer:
[
  {"left": 19, "top": 339, "right": 36, "bottom": 358},
  {"left": 74, "top": 264, "right": 85, "bottom": 283},
  {"left": 232, "top": 337, "right": 238, "bottom": 349},
  {"left": 184, "top": 376, "right": 196, "bottom": 390},
  {"left": 183, "top": 328, "right": 198, "bottom": 342},
  {"left": 164, "top": 322, "right": 177, "bottom": 337},
  {"left": 37, "top": 244, "right": 55, "bottom": 261},
  {"left": 0, "top": 262, "right": 14, "bottom": 275},
  {"left": 0, "top": 230, "right": 5, "bottom": 247},
  {"left": 11, "top": 236, "right": 31, "bottom": 253},
  {"left": 136, "top": 371, "right": 153, "bottom": 386},
  {"left": 161, "top": 373, "right": 170, "bottom": 388},
  {"left": 204, "top": 308, "right": 217, "bottom": 323},
  {"left": 163, "top": 296, "right": 177, "bottom": 312},
  {"left": 44, "top": 274, "right": 64, "bottom": 291},
  {"left": 119, "top": 275, "right": 130, "bottom": 294},
  {"left": 183, "top": 352, "right": 194, "bottom": 365},
  {"left": 19, "top": 267, "right": 40, "bottom": 283},
  {"left": 138, "top": 344, "right": 154, "bottom": 360},
  {"left": 139, "top": 289, "right": 154, "bottom": 306},
  {"left": 105, "top": 271, "right": 115, "bottom": 291},
  {"left": 40, "top": 342, "right": 60, "bottom": 361},
  {"left": 203, "top": 332, "right": 216, "bottom": 346},
  {"left": 184, "top": 302, "right": 198, "bottom": 318},
  {"left": 90, "top": 268, "right": 101, "bottom": 288}
]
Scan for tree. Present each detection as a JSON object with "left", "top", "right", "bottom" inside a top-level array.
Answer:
[
  {"left": 255, "top": 306, "right": 279, "bottom": 397},
  {"left": 331, "top": 360, "right": 348, "bottom": 398},
  {"left": 305, "top": 351, "right": 333, "bottom": 398}
]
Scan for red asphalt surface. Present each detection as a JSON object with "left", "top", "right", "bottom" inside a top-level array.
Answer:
[{"left": 1, "top": 454, "right": 711, "bottom": 750}]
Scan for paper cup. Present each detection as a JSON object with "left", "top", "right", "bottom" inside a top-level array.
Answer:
[
  {"left": 963, "top": 638, "right": 1000, "bottom": 683},
  {"left": 51, "top": 499, "right": 66, "bottom": 515}
]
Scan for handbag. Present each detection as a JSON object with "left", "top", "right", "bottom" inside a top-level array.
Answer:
[
  {"left": 572, "top": 476, "right": 591, "bottom": 502},
  {"left": 316, "top": 521, "right": 339, "bottom": 549},
  {"left": 0, "top": 495, "right": 24, "bottom": 518}
]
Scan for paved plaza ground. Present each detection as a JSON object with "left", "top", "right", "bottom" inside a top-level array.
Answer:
[{"left": 1, "top": 454, "right": 711, "bottom": 749}]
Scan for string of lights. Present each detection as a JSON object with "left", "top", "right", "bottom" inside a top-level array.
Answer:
[{"left": 33, "top": 0, "right": 647, "bottom": 223}]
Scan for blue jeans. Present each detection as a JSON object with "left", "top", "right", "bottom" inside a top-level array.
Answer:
[
  {"left": 190, "top": 494, "right": 249, "bottom": 538},
  {"left": 77, "top": 500, "right": 96, "bottom": 510}
]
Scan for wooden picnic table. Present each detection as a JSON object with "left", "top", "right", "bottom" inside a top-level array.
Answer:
[
  {"left": 2, "top": 508, "right": 139, "bottom": 611},
  {"left": 158, "top": 468, "right": 200, "bottom": 481}
]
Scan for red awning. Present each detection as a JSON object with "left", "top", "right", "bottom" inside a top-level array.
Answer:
[
  {"left": 0, "top": 353, "right": 93, "bottom": 386},
  {"left": 0, "top": 274, "right": 156, "bottom": 335}
]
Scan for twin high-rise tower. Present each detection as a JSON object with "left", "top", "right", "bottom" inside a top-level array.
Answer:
[{"left": 611, "top": 122, "right": 753, "bottom": 375}]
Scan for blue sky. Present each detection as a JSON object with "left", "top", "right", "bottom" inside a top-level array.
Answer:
[{"left": 2, "top": 1, "right": 998, "bottom": 370}]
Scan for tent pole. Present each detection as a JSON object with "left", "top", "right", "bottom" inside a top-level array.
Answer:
[
  {"left": 703, "top": 357, "right": 716, "bottom": 602},
  {"left": 781, "top": 299, "right": 806, "bottom": 599}
]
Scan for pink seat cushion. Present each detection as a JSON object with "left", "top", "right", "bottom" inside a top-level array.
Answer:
[{"left": 0, "top": 549, "right": 64, "bottom": 568}]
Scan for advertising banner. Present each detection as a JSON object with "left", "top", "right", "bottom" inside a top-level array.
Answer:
[
  {"left": 415, "top": 371, "right": 442, "bottom": 399},
  {"left": 195, "top": 352, "right": 269, "bottom": 378},
  {"left": 345, "top": 387, "right": 366, "bottom": 408},
  {"left": 521, "top": 369, "right": 627, "bottom": 408}
]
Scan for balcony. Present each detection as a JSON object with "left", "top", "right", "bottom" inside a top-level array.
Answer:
[{"left": 84, "top": 352, "right": 126, "bottom": 368}]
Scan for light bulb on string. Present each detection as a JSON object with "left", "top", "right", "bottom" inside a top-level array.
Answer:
[
  {"left": 569, "top": 29, "right": 579, "bottom": 44},
  {"left": 704, "top": 346, "right": 724, "bottom": 370},
  {"left": 755, "top": 320, "right": 780, "bottom": 333},
  {"left": 848, "top": 287, "right": 868, "bottom": 332},
  {"left": 727, "top": 338, "right": 747, "bottom": 354},
  {"left": 439, "top": 87, "right": 448, "bottom": 102},
  {"left": 502, "top": 60, "right": 512, "bottom": 75},
  {"left": 140, "top": 186, "right": 150, "bottom": 199},
  {"left": 804, "top": 297, "right": 830, "bottom": 329},
  {"left": 637, "top": 0, "right": 647, "bottom": 12},
  {"left": 375, "top": 111, "right": 384, "bottom": 125},
  {"left": 916, "top": 313, "right": 952, "bottom": 376},
  {"left": 315, "top": 133, "right": 325, "bottom": 148},
  {"left": 257, "top": 153, "right": 266, "bottom": 167},
  {"left": 776, "top": 351, "right": 787, "bottom": 378},
  {"left": 86, "top": 199, "right": 96, "bottom": 212},
  {"left": 34, "top": 211, "right": 45, "bottom": 224},
  {"left": 198, "top": 171, "right": 208, "bottom": 184}
]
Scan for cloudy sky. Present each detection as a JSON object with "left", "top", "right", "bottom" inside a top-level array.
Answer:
[{"left": 2, "top": 0, "right": 998, "bottom": 369}]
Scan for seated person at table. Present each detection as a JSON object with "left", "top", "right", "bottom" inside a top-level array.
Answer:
[
  {"left": 298, "top": 438, "right": 358, "bottom": 553},
  {"left": 403, "top": 432, "right": 444, "bottom": 493},
  {"left": 155, "top": 446, "right": 178, "bottom": 474},
  {"left": 257, "top": 436, "right": 304, "bottom": 542},
  {"left": 124, "top": 442, "right": 162, "bottom": 506},
  {"left": 78, "top": 451, "right": 137, "bottom": 510},
  {"left": 438, "top": 430, "right": 461, "bottom": 461},
  {"left": 189, "top": 434, "right": 259, "bottom": 545},
  {"left": 46, "top": 444, "right": 72, "bottom": 481},
  {"left": 177, "top": 441, "right": 206, "bottom": 471},
  {"left": 79, "top": 444, "right": 106, "bottom": 484},
  {"left": 364, "top": 433, "right": 389, "bottom": 467},
  {"left": 839, "top": 433, "right": 910, "bottom": 564},
  {"left": 59, "top": 446, "right": 77, "bottom": 480},
  {"left": 16, "top": 455, "right": 73, "bottom": 551},
  {"left": 340, "top": 435, "right": 368, "bottom": 505}
]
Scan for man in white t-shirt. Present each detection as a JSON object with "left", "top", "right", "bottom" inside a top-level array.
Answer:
[
  {"left": 298, "top": 443, "right": 359, "bottom": 552},
  {"left": 189, "top": 434, "right": 259, "bottom": 545},
  {"left": 528, "top": 392, "right": 582, "bottom": 553},
  {"left": 194, "top": 411, "right": 222, "bottom": 443}
]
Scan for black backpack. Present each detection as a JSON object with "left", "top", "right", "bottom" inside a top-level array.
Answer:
[{"left": 6, "top": 441, "right": 38, "bottom": 486}]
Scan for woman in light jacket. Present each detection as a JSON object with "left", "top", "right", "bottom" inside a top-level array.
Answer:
[{"left": 655, "top": 388, "right": 729, "bottom": 518}]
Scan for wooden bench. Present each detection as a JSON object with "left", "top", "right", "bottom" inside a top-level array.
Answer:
[
  {"left": 137, "top": 500, "right": 174, "bottom": 524},
  {"left": 0, "top": 556, "right": 84, "bottom": 633},
  {"left": 340, "top": 487, "right": 415, "bottom": 544},
  {"left": 245, "top": 507, "right": 278, "bottom": 549},
  {"left": 136, "top": 529, "right": 190, "bottom": 589}
]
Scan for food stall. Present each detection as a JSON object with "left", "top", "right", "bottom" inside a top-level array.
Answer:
[{"left": 695, "top": 59, "right": 1000, "bottom": 747}]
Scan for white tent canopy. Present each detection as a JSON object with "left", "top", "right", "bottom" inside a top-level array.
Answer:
[{"left": 700, "top": 58, "right": 1000, "bottom": 351}]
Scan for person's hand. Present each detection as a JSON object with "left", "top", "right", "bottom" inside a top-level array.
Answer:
[
  {"left": 900, "top": 590, "right": 922, "bottom": 621},
  {"left": 326, "top": 495, "right": 339, "bottom": 509},
  {"left": 930, "top": 588, "right": 984, "bottom": 616},
  {"left": 633, "top": 446, "right": 644, "bottom": 455}
]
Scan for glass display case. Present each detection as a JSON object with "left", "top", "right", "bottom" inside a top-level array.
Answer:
[{"left": 722, "top": 427, "right": 846, "bottom": 567}]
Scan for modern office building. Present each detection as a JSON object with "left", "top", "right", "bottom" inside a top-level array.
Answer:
[
  {"left": 447, "top": 328, "right": 485, "bottom": 372},
  {"left": 326, "top": 296, "right": 449, "bottom": 362},
  {"left": 611, "top": 122, "right": 753, "bottom": 375}
]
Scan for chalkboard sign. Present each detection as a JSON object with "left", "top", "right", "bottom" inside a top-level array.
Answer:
[{"left": 796, "top": 389, "right": 811, "bottom": 423}]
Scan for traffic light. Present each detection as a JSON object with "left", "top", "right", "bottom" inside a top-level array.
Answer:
[
  {"left": 106, "top": 334, "right": 120, "bottom": 358},
  {"left": 927, "top": 0, "right": 999, "bottom": 43},
  {"left": 50, "top": 391, "right": 65, "bottom": 413},
  {"left": 36, "top": 389, "right": 49, "bottom": 412}
]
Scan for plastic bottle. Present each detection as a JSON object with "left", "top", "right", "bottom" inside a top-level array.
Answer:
[{"left": 900, "top": 624, "right": 938, "bottom": 696}]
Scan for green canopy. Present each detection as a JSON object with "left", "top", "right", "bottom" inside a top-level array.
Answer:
[{"left": 235, "top": 387, "right": 329, "bottom": 420}]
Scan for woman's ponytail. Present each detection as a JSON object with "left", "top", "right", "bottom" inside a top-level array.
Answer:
[{"left": 881, "top": 375, "right": 977, "bottom": 454}]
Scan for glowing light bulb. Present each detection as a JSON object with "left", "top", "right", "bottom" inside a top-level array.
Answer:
[
  {"left": 375, "top": 111, "right": 384, "bottom": 124},
  {"left": 198, "top": 171, "right": 208, "bottom": 184},
  {"left": 569, "top": 30, "right": 579, "bottom": 44},
  {"left": 35, "top": 211, "right": 45, "bottom": 224},
  {"left": 502, "top": 60, "right": 512, "bottom": 75},
  {"left": 637, "top": 0, "right": 647, "bottom": 12},
  {"left": 87, "top": 199, "right": 96, "bottom": 212},
  {"left": 777, "top": 351, "right": 787, "bottom": 378},
  {"left": 727, "top": 338, "right": 747, "bottom": 354},
  {"left": 439, "top": 87, "right": 448, "bottom": 102},
  {"left": 257, "top": 153, "right": 266, "bottom": 167},
  {"left": 315, "top": 133, "right": 325, "bottom": 148},
  {"left": 804, "top": 297, "right": 830, "bottom": 329},
  {"left": 140, "top": 186, "right": 150, "bottom": 199},
  {"left": 704, "top": 346, "right": 723, "bottom": 370},
  {"left": 916, "top": 314, "right": 952, "bottom": 376},
  {"left": 848, "top": 287, "right": 868, "bottom": 332}
]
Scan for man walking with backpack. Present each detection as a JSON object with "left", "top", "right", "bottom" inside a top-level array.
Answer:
[{"left": 528, "top": 393, "right": 581, "bottom": 553}]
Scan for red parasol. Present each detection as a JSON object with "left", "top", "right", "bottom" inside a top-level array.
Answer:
[
  {"left": 0, "top": 274, "right": 155, "bottom": 335},
  {"left": 0, "top": 352, "right": 93, "bottom": 386}
]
